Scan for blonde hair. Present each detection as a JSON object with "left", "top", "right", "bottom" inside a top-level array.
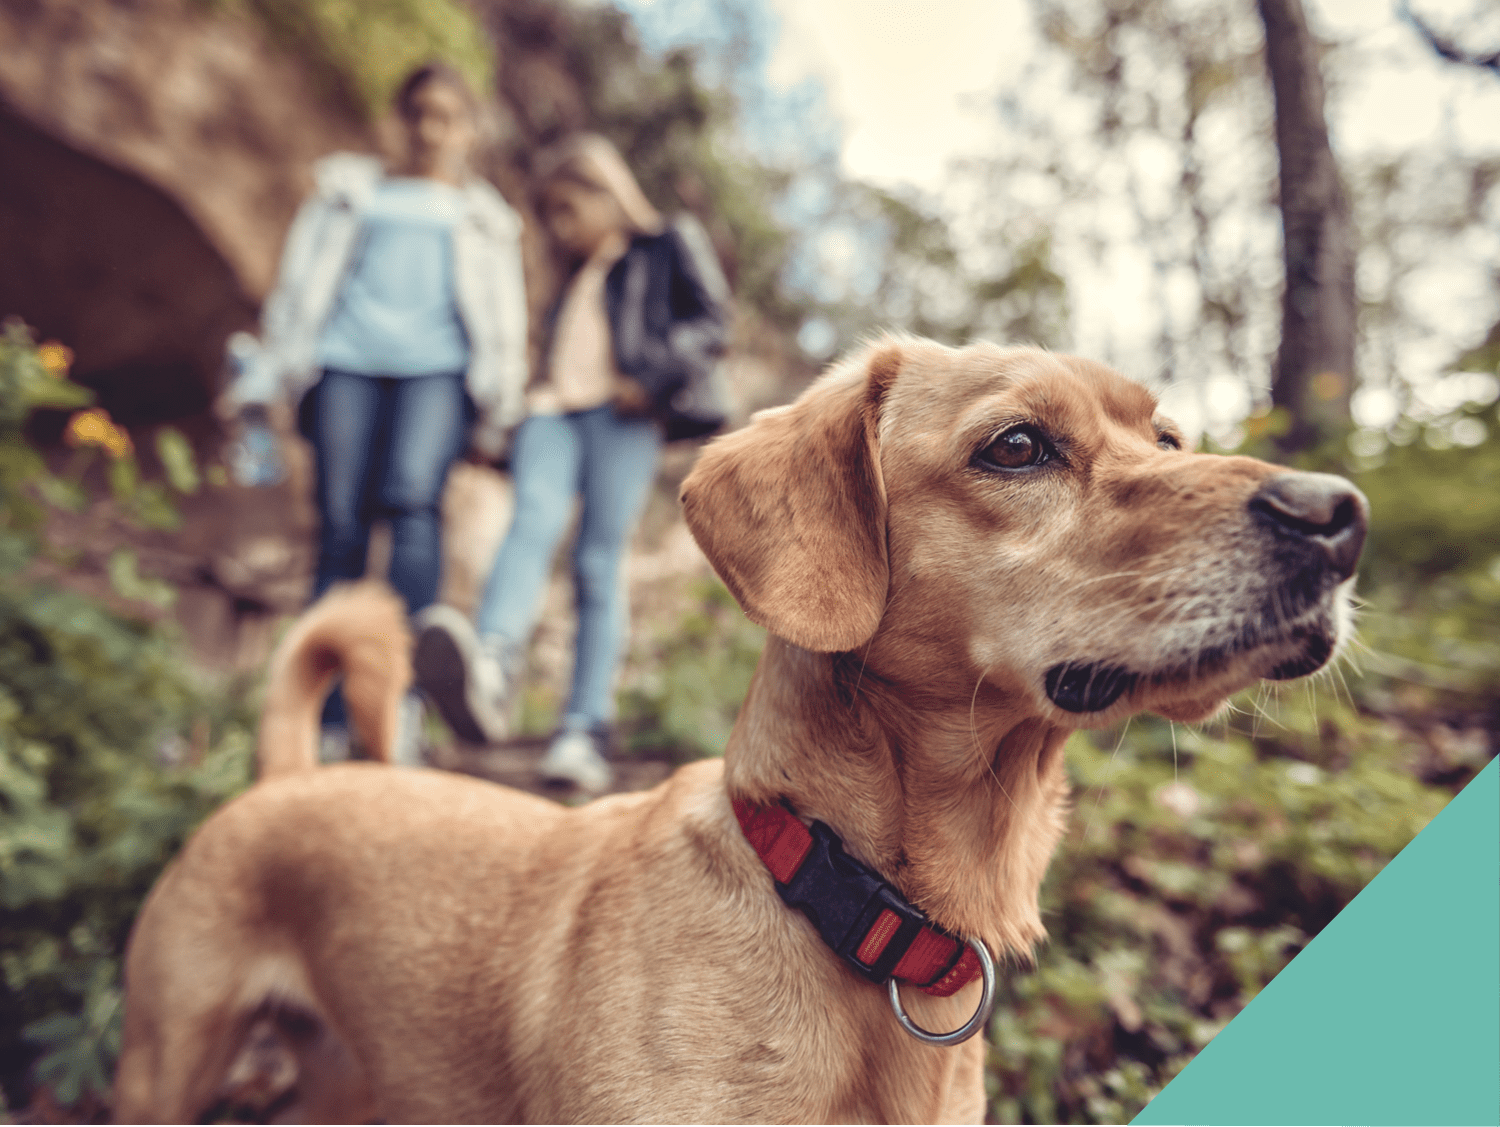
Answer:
[{"left": 534, "top": 133, "right": 664, "bottom": 236}]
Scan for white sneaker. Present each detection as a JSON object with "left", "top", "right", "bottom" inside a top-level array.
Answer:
[
  {"left": 391, "top": 691, "right": 426, "bottom": 767},
  {"left": 412, "top": 605, "right": 510, "bottom": 745},
  {"left": 318, "top": 725, "right": 352, "bottom": 764},
  {"left": 537, "top": 729, "right": 614, "bottom": 794}
]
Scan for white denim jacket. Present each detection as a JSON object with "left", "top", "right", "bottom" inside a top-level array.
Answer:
[{"left": 229, "top": 153, "right": 529, "bottom": 459}]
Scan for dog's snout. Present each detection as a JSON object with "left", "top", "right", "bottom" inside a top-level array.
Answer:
[{"left": 1249, "top": 472, "right": 1369, "bottom": 580}]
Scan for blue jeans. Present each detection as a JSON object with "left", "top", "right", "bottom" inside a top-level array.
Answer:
[
  {"left": 309, "top": 368, "right": 469, "bottom": 611},
  {"left": 476, "top": 405, "right": 662, "bottom": 731},
  {"left": 309, "top": 369, "right": 468, "bottom": 726}
]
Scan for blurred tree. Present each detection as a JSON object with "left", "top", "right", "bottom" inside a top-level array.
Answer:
[
  {"left": 960, "top": 0, "right": 1496, "bottom": 448},
  {"left": 472, "top": 0, "right": 801, "bottom": 329},
  {"left": 1399, "top": 0, "right": 1500, "bottom": 74},
  {"left": 201, "top": 0, "right": 495, "bottom": 121},
  {"left": 970, "top": 0, "right": 1281, "bottom": 407},
  {"left": 1257, "top": 0, "right": 1356, "bottom": 454},
  {"left": 811, "top": 180, "right": 1068, "bottom": 352}
]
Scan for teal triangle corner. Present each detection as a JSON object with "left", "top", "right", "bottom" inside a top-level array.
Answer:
[{"left": 1132, "top": 755, "right": 1499, "bottom": 1127}]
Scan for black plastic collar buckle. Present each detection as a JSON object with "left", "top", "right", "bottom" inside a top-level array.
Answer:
[{"left": 774, "top": 818, "right": 930, "bottom": 984}]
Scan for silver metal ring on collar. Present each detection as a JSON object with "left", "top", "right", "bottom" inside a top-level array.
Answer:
[{"left": 886, "top": 936, "right": 997, "bottom": 1047}]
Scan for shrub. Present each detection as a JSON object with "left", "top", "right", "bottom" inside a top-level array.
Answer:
[
  {"left": 0, "top": 324, "right": 254, "bottom": 1112},
  {"left": 619, "top": 578, "right": 765, "bottom": 760},
  {"left": 987, "top": 696, "right": 1454, "bottom": 1124},
  {"left": 197, "top": 0, "right": 494, "bottom": 122}
]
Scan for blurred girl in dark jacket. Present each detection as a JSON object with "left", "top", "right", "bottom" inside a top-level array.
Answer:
[{"left": 414, "top": 133, "right": 730, "bottom": 792}]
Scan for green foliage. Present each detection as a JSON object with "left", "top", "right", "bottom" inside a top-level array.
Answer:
[
  {"left": 154, "top": 428, "right": 201, "bottom": 497},
  {"left": 821, "top": 182, "right": 1070, "bottom": 351},
  {"left": 1359, "top": 409, "right": 1500, "bottom": 587},
  {"left": 1226, "top": 372, "right": 1500, "bottom": 707},
  {"left": 1, "top": 322, "right": 203, "bottom": 559},
  {"left": 0, "top": 323, "right": 92, "bottom": 572},
  {"left": 619, "top": 578, "right": 765, "bottom": 759},
  {"left": 0, "top": 326, "right": 255, "bottom": 1112},
  {"left": 201, "top": 0, "right": 494, "bottom": 121},
  {"left": 1350, "top": 403, "right": 1500, "bottom": 704},
  {"left": 989, "top": 696, "right": 1452, "bottom": 1123}
]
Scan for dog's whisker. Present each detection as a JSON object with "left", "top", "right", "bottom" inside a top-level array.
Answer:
[
  {"left": 969, "top": 666, "right": 1023, "bottom": 815},
  {"left": 1082, "top": 718, "right": 1132, "bottom": 845},
  {"left": 850, "top": 640, "right": 874, "bottom": 710},
  {"left": 1344, "top": 648, "right": 1368, "bottom": 702}
]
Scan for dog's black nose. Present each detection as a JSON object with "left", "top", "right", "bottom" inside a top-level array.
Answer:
[{"left": 1249, "top": 472, "right": 1369, "bottom": 580}]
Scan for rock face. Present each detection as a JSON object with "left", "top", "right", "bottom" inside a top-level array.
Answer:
[
  {"left": 0, "top": 103, "right": 256, "bottom": 424},
  {"left": 0, "top": 0, "right": 375, "bottom": 417}
]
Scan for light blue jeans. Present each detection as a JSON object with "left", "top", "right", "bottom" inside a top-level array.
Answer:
[{"left": 476, "top": 405, "right": 662, "bottom": 732}]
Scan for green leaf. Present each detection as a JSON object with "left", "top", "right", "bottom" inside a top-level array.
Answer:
[
  {"left": 107, "top": 455, "right": 139, "bottom": 501},
  {"left": 22, "top": 1011, "right": 84, "bottom": 1045},
  {"left": 24, "top": 378, "right": 93, "bottom": 412},
  {"left": 154, "top": 427, "right": 200, "bottom": 495},
  {"left": 128, "top": 482, "right": 182, "bottom": 531},
  {"left": 107, "top": 548, "right": 177, "bottom": 609},
  {"left": 35, "top": 473, "right": 88, "bottom": 513}
]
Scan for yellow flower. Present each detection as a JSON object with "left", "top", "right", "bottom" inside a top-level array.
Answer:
[
  {"left": 37, "top": 342, "right": 74, "bottom": 376},
  {"left": 65, "top": 408, "right": 133, "bottom": 459}
]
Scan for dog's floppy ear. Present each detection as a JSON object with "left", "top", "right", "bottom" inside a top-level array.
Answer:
[{"left": 681, "top": 344, "right": 899, "bottom": 652}]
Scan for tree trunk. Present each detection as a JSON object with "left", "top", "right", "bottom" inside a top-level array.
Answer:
[{"left": 1257, "top": 0, "right": 1357, "bottom": 455}]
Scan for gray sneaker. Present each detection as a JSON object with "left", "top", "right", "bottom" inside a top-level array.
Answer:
[
  {"left": 412, "top": 605, "right": 510, "bottom": 745},
  {"left": 537, "top": 728, "right": 614, "bottom": 794}
]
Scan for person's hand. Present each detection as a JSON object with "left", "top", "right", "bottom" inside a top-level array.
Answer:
[
  {"left": 612, "top": 376, "right": 652, "bottom": 418},
  {"left": 465, "top": 419, "right": 513, "bottom": 468},
  {"left": 212, "top": 387, "right": 243, "bottom": 423}
]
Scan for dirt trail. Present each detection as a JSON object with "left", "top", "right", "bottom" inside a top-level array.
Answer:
[{"left": 429, "top": 736, "right": 679, "bottom": 801}]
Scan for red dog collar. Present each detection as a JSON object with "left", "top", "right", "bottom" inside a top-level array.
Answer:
[{"left": 733, "top": 799, "right": 982, "bottom": 997}]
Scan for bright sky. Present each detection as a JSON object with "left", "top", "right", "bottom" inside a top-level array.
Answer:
[
  {"left": 765, "top": 0, "right": 1500, "bottom": 190},
  {"left": 764, "top": 0, "right": 1033, "bottom": 189}
]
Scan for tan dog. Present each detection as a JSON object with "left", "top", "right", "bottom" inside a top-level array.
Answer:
[{"left": 113, "top": 338, "right": 1367, "bottom": 1123}]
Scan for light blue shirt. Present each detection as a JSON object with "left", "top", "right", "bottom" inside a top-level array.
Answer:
[{"left": 317, "top": 177, "right": 471, "bottom": 377}]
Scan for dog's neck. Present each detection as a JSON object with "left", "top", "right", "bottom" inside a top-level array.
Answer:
[{"left": 724, "top": 635, "right": 1072, "bottom": 960}]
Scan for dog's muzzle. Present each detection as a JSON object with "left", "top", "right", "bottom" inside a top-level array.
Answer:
[{"left": 1043, "top": 471, "right": 1369, "bottom": 714}]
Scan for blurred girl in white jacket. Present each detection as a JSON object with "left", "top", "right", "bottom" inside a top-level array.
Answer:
[{"left": 224, "top": 62, "right": 528, "bottom": 763}]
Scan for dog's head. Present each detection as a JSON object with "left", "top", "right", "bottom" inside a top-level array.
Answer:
[{"left": 683, "top": 337, "right": 1367, "bottom": 728}]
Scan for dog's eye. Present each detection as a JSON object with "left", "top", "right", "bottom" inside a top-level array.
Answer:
[
  {"left": 1157, "top": 432, "right": 1182, "bottom": 451},
  {"left": 980, "top": 425, "right": 1049, "bottom": 469}
]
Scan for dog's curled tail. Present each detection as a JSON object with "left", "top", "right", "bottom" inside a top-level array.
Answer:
[{"left": 256, "top": 581, "right": 412, "bottom": 779}]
